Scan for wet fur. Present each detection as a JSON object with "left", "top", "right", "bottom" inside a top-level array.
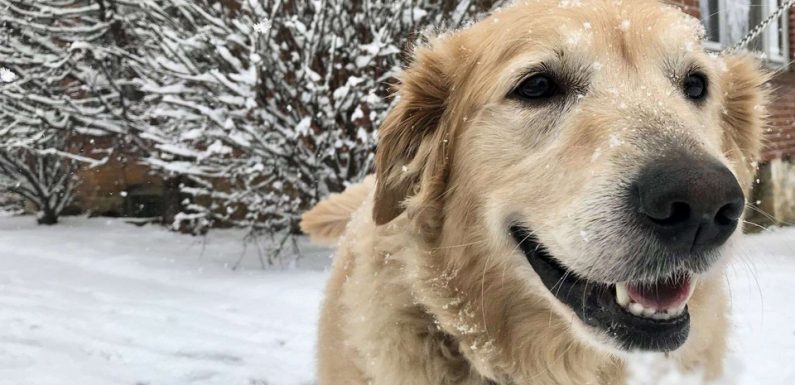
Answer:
[{"left": 303, "top": 1, "right": 768, "bottom": 384}]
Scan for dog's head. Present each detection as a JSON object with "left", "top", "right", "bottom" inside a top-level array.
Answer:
[{"left": 374, "top": 0, "right": 767, "bottom": 380}]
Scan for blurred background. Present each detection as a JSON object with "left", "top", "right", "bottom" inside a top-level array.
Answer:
[
  {"left": 1, "top": 0, "right": 511, "bottom": 265},
  {"left": 0, "top": 0, "right": 793, "bottom": 258},
  {"left": 0, "top": 1, "right": 794, "bottom": 384}
]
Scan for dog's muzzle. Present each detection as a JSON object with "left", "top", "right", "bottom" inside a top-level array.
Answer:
[{"left": 510, "top": 154, "right": 743, "bottom": 352}]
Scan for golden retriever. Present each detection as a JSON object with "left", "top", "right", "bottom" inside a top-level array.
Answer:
[{"left": 300, "top": 0, "right": 768, "bottom": 383}]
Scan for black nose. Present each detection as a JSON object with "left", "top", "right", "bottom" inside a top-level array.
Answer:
[{"left": 633, "top": 157, "right": 745, "bottom": 252}]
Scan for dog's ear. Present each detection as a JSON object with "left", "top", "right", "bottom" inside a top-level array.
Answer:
[
  {"left": 373, "top": 41, "right": 454, "bottom": 227},
  {"left": 719, "top": 54, "right": 770, "bottom": 192}
]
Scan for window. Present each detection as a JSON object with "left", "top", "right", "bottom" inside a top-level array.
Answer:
[{"left": 700, "top": 0, "right": 789, "bottom": 65}]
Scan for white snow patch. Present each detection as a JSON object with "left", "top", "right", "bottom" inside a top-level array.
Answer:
[
  {"left": 608, "top": 133, "right": 622, "bottom": 148},
  {"left": 0, "top": 216, "right": 329, "bottom": 385},
  {"left": 592, "top": 147, "right": 602, "bottom": 161},
  {"left": 252, "top": 19, "right": 272, "bottom": 34},
  {"left": 0, "top": 67, "right": 16, "bottom": 82},
  {"left": 593, "top": 61, "right": 603, "bottom": 71},
  {"left": 559, "top": 0, "right": 583, "bottom": 7}
]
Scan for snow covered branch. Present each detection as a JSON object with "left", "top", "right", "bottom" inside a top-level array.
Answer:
[
  {"left": 0, "top": 0, "right": 137, "bottom": 223},
  {"left": 0, "top": 0, "right": 507, "bottom": 257}
]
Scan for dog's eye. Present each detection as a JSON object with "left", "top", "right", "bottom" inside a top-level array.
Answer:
[
  {"left": 514, "top": 74, "right": 558, "bottom": 100},
  {"left": 683, "top": 73, "right": 707, "bottom": 101}
]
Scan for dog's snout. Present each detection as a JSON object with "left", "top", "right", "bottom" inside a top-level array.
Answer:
[{"left": 633, "top": 157, "right": 745, "bottom": 252}]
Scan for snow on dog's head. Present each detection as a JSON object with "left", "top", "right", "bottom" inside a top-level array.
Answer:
[{"left": 372, "top": 0, "right": 767, "bottom": 383}]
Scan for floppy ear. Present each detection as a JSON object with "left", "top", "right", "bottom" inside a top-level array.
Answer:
[
  {"left": 719, "top": 54, "right": 770, "bottom": 192},
  {"left": 373, "top": 41, "right": 454, "bottom": 227}
]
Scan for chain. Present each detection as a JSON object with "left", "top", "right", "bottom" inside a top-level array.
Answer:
[{"left": 723, "top": 0, "right": 795, "bottom": 54}]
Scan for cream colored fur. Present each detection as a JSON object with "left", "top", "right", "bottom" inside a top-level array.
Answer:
[
  {"left": 300, "top": 176, "right": 375, "bottom": 246},
  {"left": 302, "top": 1, "right": 768, "bottom": 384}
]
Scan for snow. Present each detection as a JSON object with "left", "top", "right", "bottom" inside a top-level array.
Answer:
[
  {"left": 0, "top": 216, "right": 328, "bottom": 385},
  {"left": 252, "top": 19, "right": 272, "bottom": 34},
  {"left": 0, "top": 67, "right": 16, "bottom": 83},
  {"left": 722, "top": 229, "right": 795, "bottom": 384},
  {"left": 0, "top": 216, "right": 793, "bottom": 385}
]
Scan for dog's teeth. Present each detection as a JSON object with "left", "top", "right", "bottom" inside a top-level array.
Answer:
[
  {"left": 686, "top": 277, "right": 698, "bottom": 300},
  {"left": 618, "top": 278, "right": 694, "bottom": 320},
  {"left": 624, "top": 301, "right": 688, "bottom": 320},
  {"left": 615, "top": 283, "right": 630, "bottom": 307},
  {"left": 629, "top": 302, "right": 644, "bottom": 316}
]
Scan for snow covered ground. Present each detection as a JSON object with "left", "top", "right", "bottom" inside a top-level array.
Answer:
[
  {"left": 0, "top": 216, "right": 327, "bottom": 385},
  {"left": 0, "top": 216, "right": 793, "bottom": 385}
]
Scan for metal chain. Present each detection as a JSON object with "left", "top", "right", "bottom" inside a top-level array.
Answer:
[{"left": 724, "top": 0, "right": 795, "bottom": 54}]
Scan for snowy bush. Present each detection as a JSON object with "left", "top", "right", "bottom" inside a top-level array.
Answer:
[
  {"left": 129, "top": 0, "right": 506, "bottom": 256},
  {"left": 0, "top": 136, "right": 79, "bottom": 224},
  {"left": 0, "top": 0, "right": 142, "bottom": 223},
  {"left": 0, "top": 0, "right": 506, "bottom": 258}
]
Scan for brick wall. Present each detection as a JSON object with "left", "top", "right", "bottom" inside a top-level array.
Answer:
[
  {"left": 767, "top": 69, "right": 795, "bottom": 161},
  {"left": 73, "top": 136, "right": 165, "bottom": 217},
  {"left": 762, "top": 7, "right": 795, "bottom": 161}
]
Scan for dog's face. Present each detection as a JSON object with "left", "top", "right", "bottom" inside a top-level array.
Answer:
[{"left": 374, "top": 0, "right": 766, "bottom": 378}]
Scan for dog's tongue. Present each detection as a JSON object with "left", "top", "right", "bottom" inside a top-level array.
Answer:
[{"left": 626, "top": 274, "right": 691, "bottom": 310}]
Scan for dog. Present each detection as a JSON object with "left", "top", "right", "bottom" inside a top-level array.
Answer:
[{"left": 300, "top": 1, "right": 768, "bottom": 383}]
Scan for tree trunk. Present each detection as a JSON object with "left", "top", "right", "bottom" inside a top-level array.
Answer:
[
  {"left": 161, "top": 175, "right": 184, "bottom": 226},
  {"left": 37, "top": 208, "right": 59, "bottom": 225}
]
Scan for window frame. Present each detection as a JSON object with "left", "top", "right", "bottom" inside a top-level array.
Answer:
[{"left": 700, "top": 0, "right": 790, "bottom": 69}]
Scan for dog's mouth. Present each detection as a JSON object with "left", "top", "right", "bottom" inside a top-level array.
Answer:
[{"left": 510, "top": 225, "right": 693, "bottom": 352}]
